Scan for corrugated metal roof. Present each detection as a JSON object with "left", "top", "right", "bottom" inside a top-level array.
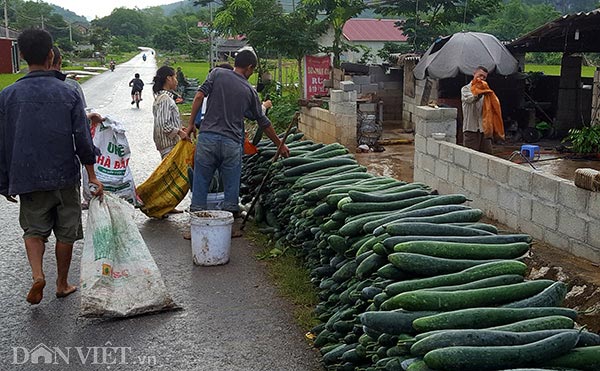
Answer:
[
  {"left": 508, "top": 8, "right": 600, "bottom": 52},
  {"left": 342, "top": 18, "right": 408, "bottom": 42}
]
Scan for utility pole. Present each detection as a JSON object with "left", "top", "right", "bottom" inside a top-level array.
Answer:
[
  {"left": 38, "top": 0, "right": 44, "bottom": 29},
  {"left": 4, "top": 0, "right": 9, "bottom": 38},
  {"left": 69, "top": 22, "right": 72, "bottom": 43},
  {"left": 209, "top": 1, "right": 214, "bottom": 69}
]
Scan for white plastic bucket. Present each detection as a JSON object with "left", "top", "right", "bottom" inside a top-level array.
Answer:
[{"left": 190, "top": 210, "right": 234, "bottom": 266}]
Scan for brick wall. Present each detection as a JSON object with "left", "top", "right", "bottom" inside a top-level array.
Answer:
[{"left": 413, "top": 106, "right": 600, "bottom": 263}]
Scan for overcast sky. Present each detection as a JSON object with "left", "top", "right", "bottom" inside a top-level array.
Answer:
[{"left": 45, "top": 0, "right": 182, "bottom": 20}]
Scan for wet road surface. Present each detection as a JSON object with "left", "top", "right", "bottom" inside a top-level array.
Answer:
[{"left": 0, "top": 51, "right": 321, "bottom": 370}]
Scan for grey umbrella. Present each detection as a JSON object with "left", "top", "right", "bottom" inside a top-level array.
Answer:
[{"left": 413, "top": 31, "right": 518, "bottom": 79}]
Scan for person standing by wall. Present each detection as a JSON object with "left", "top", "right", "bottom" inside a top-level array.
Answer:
[
  {"left": 176, "top": 67, "right": 190, "bottom": 98},
  {"left": 185, "top": 50, "right": 289, "bottom": 237},
  {"left": 0, "top": 29, "right": 103, "bottom": 304},
  {"left": 461, "top": 66, "right": 504, "bottom": 154},
  {"left": 152, "top": 66, "right": 189, "bottom": 159}
]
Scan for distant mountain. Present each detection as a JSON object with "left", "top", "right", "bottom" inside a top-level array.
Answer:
[
  {"left": 155, "top": 0, "right": 385, "bottom": 17},
  {"left": 160, "top": 1, "right": 198, "bottom": 15},
  {"left": 49, "top": 4, "right": 89, "bottom": 25},
  {"left": 519, "top": 0, "right": 598, "bottom": 13}
]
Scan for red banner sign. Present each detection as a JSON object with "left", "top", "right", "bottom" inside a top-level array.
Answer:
[{"left": 303, "top": 55, "right": 331, "bottom": 99}]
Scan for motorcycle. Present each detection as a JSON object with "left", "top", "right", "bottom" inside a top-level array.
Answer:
[
  {"left": 109, "top": 62, "right": 115, "bottom": 72},
  {"left": 142, "top": 54, "right": 147, "bottom": 62}
]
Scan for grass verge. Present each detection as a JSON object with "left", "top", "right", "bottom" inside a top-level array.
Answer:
[
  {"left": 525, "top": 64, "right": 596, "bottom": 78},
  {"left": 245, "top": 224, "right": 320, "bottom": 331},
  {"left": 0, "top": 72, "right": 24, "bottom": 91}
]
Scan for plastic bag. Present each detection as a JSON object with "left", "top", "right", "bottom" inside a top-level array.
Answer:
[
  {"left": 82, "top": 116, "right": 138, "bottom": 205},
  {"left": 80, "top": 195, "right": 177, "bottom": 317},
  {"left": 136, "top": 140, "right": 195, "bottom": 218}
]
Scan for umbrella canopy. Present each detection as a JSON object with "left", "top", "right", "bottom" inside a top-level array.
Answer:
[{"left": 413, "top": 32, "right": 518, "bottom": 80}]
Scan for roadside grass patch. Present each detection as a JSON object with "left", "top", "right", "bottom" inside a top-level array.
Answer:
[
  {"left": 172, "top": 61, "right": 210, "bottom": 82},
  {"left": 525, "top": 64, "right": 595, "bottom": 78},
  {"left": 0, "top": 73, "right": 24, "bottom": 91},
  {"left": 246, "top": 225, "right": 320, "bottom": 331}
]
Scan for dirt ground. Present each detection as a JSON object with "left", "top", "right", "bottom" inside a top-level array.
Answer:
[{"left": 355, "top": 131, "right": 600, "bottom": 332}]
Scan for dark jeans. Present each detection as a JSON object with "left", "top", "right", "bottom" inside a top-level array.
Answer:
[
  {"left": 463, "top": 131, "right": 493, "bottom": 154},
  {"left": 190, "top": 132, "right": 242, "bottom": 213}
]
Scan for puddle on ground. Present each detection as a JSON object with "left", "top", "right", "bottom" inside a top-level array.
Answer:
[
  {"left": 496, "top": 153, "right": 600, "bottom": 182},
  {"left": 355, "top": 144, "right": 414, "bottom": 183},
  {"left": 494, "top": 143, "right": 600, "bottom": 182},
  {"left": 354, "top": 135, "right": 599, "bottom": 183},
  {"left": 533, "top": 157, "right": 600, "bottom": 181}
]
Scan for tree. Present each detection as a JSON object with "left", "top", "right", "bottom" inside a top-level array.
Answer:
[
  {"left": 194, "top": 0, "right": 287, "bottom": 73},
  {"left": 141, "top": 6, "right": 169, "bottom": 31},
  {"left": 89, "top": 26, "right": 111, "bottom": 52},
  {"left": 269, "top": 7, "right": 325, "bottom": 93},
  {"left": 523, "top": 0, "right": 599, "bottom": 13},
  {"left": 303, "top": 0, "right": 366, "bottom": 67},
  {"left": 377, "top": 41, "right": 414, "bottom": 63},
  {"left": 12, "top": 1, "right": 54, "bottom": 30},
  {"left": 92, "top": 8, "right": 152, "bottom": 40},
  {"left": 374, "top": 0, "right": 501, "bottom": 51},
  {"left": 469, "top": 0, "right": 559, "bottom": 41}
]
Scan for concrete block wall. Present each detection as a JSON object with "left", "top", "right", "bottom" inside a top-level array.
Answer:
[
  {"left": 414, "top": 106, "right": 458, "bottom": 143},
  {"left": 299, "top": 89, "right": 357, "bottom": 148},
  {"left": 403, "top": 78, "right": 439, "bottom": 130},
  {"left": 344, "top": 66, "right": 403, "bottom": 126},
  {"left": 413, "top": 106, "right": 600, "bottom": 263},
  {"left": 299, "top": 107, "right": 337, "bottom": 144}
]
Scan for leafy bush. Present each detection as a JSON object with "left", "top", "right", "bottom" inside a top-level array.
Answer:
[
  {"left": 268, "top": 91, "right": 300, "bottom": 133},
  {"left": 110, "top": 36, "right": 139, "bottom": 53},
  {"left": 377, "top": 42, "right": 414, "bottom": 64},
  {"left": 562, "top": 125, "right": 600, "bottom": 154},
  {"left": 525, "top": 52, "right": 562, "bottom": 65}
]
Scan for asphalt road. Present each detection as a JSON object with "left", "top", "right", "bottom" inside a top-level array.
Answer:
[{"left": 0, "top": 51, "right": 322, "bottom": 370}]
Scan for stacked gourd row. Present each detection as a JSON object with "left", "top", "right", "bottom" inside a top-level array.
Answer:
[{"left": 240, "top": 135, "right": 600, "bottom": 371}]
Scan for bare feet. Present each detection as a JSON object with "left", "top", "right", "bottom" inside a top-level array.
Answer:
[
  {"left": 56, "top": 285, "right": 77, "bottom": 298},
  {"left": 26, "top": 278, "right": 46, "bottom": 305},
  {"left": 183, "top": 228, "right": 191, "bottom": 240}
]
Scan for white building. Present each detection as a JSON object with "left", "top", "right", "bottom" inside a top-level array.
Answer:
[{"left": 320, "top": 18, "right": 408, "bottom": 64}]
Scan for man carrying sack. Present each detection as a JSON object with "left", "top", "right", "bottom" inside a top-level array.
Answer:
[{"left": 461, "top": 66, "right": 504, "bottom": 154}]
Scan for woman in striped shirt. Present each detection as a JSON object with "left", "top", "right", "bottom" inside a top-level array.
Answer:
[{"left": 152, "top": 66, "right": 189, "bottom": 159}]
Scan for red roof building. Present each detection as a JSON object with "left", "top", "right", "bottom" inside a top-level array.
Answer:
[{"left": 342, "top": 19, "right": 407, "bottom": 42}]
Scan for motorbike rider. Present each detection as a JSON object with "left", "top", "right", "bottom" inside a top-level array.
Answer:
[
  {"left": 109, "top": 59, "right": 116, "bottom": 71},
  {"left": 142, "top": 53, "right": 147, "bottom": 62},
  {"left": 129, "top": 73, "right": 144, "bottom": 105}
]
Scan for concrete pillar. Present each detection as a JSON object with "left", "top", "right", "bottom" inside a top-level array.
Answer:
[
  {"left": 592, "top": 68, "right": 600, "bottom": 126},
  {"left": 556, "top": 54, "right": 582, "bottom": 134},
  {"left": 513, "top": 52, "right": 526, "bottom": 73},
  {"left": 414, "top": 106, "right": 457, "bottom": 143}
]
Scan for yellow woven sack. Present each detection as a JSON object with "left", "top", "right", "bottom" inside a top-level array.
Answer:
[{"left": 137, "top": 140, "right": 195, "bottom": 218}]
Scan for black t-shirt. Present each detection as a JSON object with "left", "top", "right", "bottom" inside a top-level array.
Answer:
[{"left": 129, "top": 78, "right": 144, "bottom": 91}]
